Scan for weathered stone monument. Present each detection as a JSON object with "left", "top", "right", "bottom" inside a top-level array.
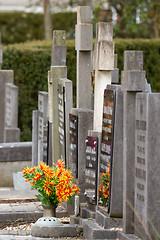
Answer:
[
  {"left": 93, "top": 22, "right": 114, "bottom": 131},
  {"left": 32, "top": 91, "right": 48, "bottom": 166},
  {"left": 122, "top": 51, "right": 147, "bottom": 233},
  {"left": 105, "top": 84, "right": 123, "bottom": 218},
  {"left": 134, "top": 93, "right": 160, "bottom": 240},
  {"left": 0, "top": 70, "right": 20, "bottom": 143},
  {"left": 69, "top": 6, "right": 94, "bottom": 197},
  {"left": 4, "top": 83, "right": 20, "bottom": 142},
  {"left": 50, "top": 30, "right": 73, "bottom": 167},
  {"left": 75, "top": 6, "right": 93, "bottom": 109}
]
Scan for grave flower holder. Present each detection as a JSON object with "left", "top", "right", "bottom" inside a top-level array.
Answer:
[{"left": 22, "top": 160, "right": 80, "bottom": 218}]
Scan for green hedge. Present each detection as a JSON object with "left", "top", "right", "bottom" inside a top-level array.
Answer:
[
  {"left": 2, "top": 39, "right": 160, "bottom": 141},
  {"left": 0, "top": 12, "right": 76, "bottom": 44}
]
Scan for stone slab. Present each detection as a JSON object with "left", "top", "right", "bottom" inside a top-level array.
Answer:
[
  {"left": 4, "top": 128, "right": 20, "bottom": 143},
  {"left": 76, "top": 51, "right": 92, "bottom": 109},
  {"left": 134, "top": 93, "right": 160, "bottom": 240},
  {"left": 98, "top": 41, "right": 114, "bottom": 70},
  {"left": 75, "top": 24, "right": 93, "bottom": 51},
  {"left": 77, "top": 6, "right": 91, "bottom": 24},
  {"left": 111, "top": 68, "right": 119, "bottom": 84},
  {"left": 0, "top": 142, "right": 32, "bottom": 162},
  {"left": 31, "top": 224, "right": 83, "bottom": 238},
  {"left": 0, "top": 70, "right": 14, "bottom": 142},
  {"left": 124, "top": 51, "right": 143, "bottom": 71},
  {"left": 80, "top": 208, "right": 96, "bottom": 219},
  {"left": 96, "top": 210, "right": 122, "bottom": 229},
  {"left": 117, "top": 231, "right": 142, "bottom": 240},
  {"left": 97, "top": 22, "right": 113, "bottom": 42},
  {"left": 122, "top": 70, "right": 146, "bottom": 92},
  {"left": 70, "top": 108, "right": 93, "bottom": 194},
  {"left": 5, "top": 83, "right": 18, "bottom": 129},
  {"left": 81, "top": 218, "right": 118, "bottom": 239},
  {"left": 51, "top": 30, "right": 66, "bottom": 66},
  {"left": 106, "top": 85, "right": 123, "bottom": 218}
]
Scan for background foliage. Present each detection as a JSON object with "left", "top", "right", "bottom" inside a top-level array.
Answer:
[
  {"left": 0, "top": 12, "right": 76, "bottom": 44},
  {"left": 2, "top": 39, "right": 160, "bottom": 141}
]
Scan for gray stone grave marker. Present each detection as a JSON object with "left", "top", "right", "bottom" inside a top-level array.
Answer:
[
  {"left": 93, "top": 22, "right": 114, "bottom": 131},
  {"left": 75, "top": 6, "right": 93, "bottom": 109},
  {"left": 134, "top": 93, "right": 160, "bottom": 240},
  {"left": 0, "top": 70, "right": 14, "bottom": 143},
  {"left": 106, "top": 84, "right": 123, "bottom": 218},
  {"left": 112, "top": 54, "right": 119, "bottom": 84},
  {"left": 69, "top": 113, "right": 78, "bottom": 178},
  {"left": 57, "top": 78, "right": 73, "bottom": 167},
  {"left": 98, "top": 89, "right": 116, "bottom": 213},
  {"left": 100, "top": 89, "right": 115, "bottom": 173},
  {"left": 85, "top": 136, "right": 98, "bottom": 204},
  {"left": 4, "top": 83, "right": 20, "bottom": 142},
  {"left": 69, "top": 108, "right": 93, "bottom": 197},
  {"left": 122, "top": 51, "right": 147, "bottom": 234},
  {"left": 38, "top": 91, "right": 48, "bottom": 163},
  {"left": 50, "top": 30, "right": 68, "bottom": 164}
]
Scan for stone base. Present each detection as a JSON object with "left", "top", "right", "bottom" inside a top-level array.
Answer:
[
  {"left": 81, "top": 218, "right": 118, "bottom": 239},
  {"left": 31, "top": 223, "right": 83, "bottom": 238},
  {"left": 117, "top": 231, "right": 142, "bottom": 240},
  {"left": 80, "top": 207, "right": 96, "bottom": 219},
  {"left": 96, "top": 210, "right": 122, "bottom": 229}
]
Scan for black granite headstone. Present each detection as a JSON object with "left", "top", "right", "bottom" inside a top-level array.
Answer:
[{"left": 100, "top": 89, "right": 116, "bottom": 172}]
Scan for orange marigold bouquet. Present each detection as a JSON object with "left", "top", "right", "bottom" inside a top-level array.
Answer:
[
  {"left": 22, "top": 160, "right": 80, "bottom": 206},
  {"left": 99, "top": 164, "right": 110, "bottom": 206}
]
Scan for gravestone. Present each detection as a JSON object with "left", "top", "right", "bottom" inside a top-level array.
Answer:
[
  {"left": 69, "top": 113, "right": 78, "bottom": 178},
  {"left": 85, "top": 135, "right": 98, "bottom": 204},
  {"left": 47, "top": 70, "right": 53, "bottom": 166},
  {"left": 75, "top": 6, "right": 93, "bottom": 109},
  {"left": 32, "top": 110, "right": 39, "bottom": 167},
  {"left": 98, "top": 88, "right": 116, "bottom": 213},
  {"left": 38, "top": 91, "right": 48, "bottom": 164},
  {"left": 100, "top": 89, "right": 116, "bottom": 173},
  {"left": 122, "top": 51, "right": 147, "bottom": 234},
  {"left": 93, "top": 22, "right": 114, "bottom": 131},
  {"left": 32, "top": 91, "right": 48, "bottom": 166},
  {"left": 50, "top": 30, "right": 68, "bottom": 164},
  {"left": 112, "top": 54, "right": 119, "bottom": 84},
  {"left": 106, "top": 84, "right": 123, "bottom": 218},
  {"left": 0, "top": 70, "right": 14, "bottom": 143},
  {"left": 58, "top": 78, "right": 73, "bottom": 167},
  {"left": 134, "top": 93, "right": 160, "bottom": 240},
  {"left": 69, "top": 108, "right": 93, "bottom": 196},
  {"left": 50, "top": 30, "right": 73, "bottom": 167},
  {"left": 4, "top": 83, "right": 20, "bottom": 142}
]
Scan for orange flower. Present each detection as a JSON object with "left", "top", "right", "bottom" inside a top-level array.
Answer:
[
  {"left": 44, "top": 179, "right": 54, "bottom": 196},
  {"left": 55, "top": 159, "right": 65, "bottom": 169},
  {"left": 33, "top": 172, "right": 41, "bottom": 181},
  {"left": 22, "top": 166, "right": 37, "bottom": 175},
  {"left": 22, "top": 160, "right": 80, "bottom": 205}
]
